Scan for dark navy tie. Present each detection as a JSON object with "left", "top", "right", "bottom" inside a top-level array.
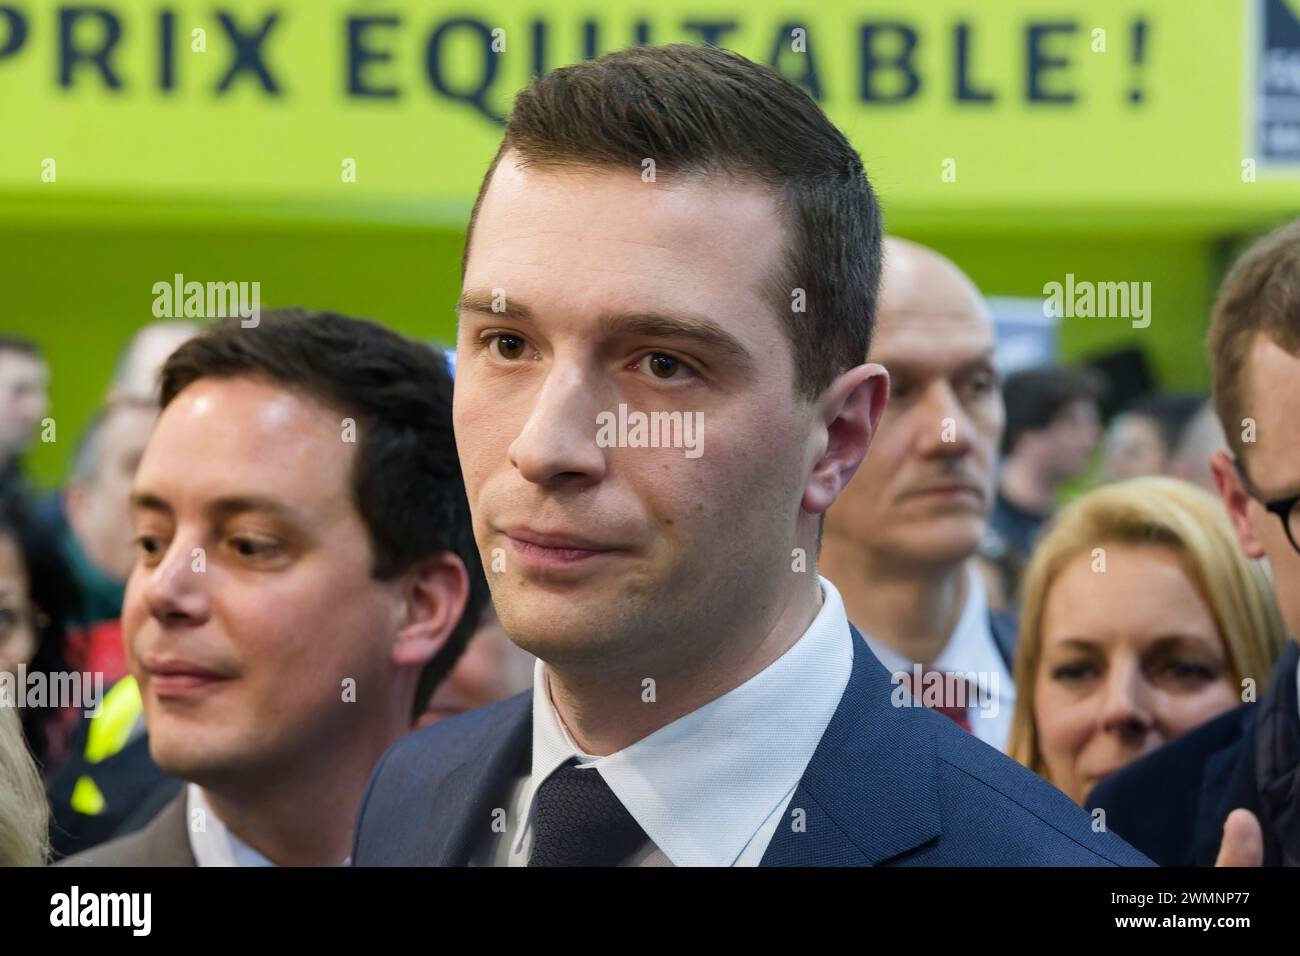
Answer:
[{"left": 528, "top": 759, "right": 649, "bottom": 867}]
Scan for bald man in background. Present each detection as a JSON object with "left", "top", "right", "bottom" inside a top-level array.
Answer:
[{"left": 822, "top": 237, "right": 1015, "bottom": 751}]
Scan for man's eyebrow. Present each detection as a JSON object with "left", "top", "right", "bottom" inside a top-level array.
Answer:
[
  {"left": 456, "top": 290, "right": 534, "bottom": 322},
  {"left": 596, "top": 310, "right": 755, "bottom": 370},
  {"left": 206, "top": 496, "right": 303, "bottom": 523},
  {"left": 130, "top": 491, "right": 172, "bottom": 514},
  {"left": 457, "top": 291, "right": 756, "bottom": 371},
  {"left": 128, "top": 492, "right": 302, "bottom": 524}
]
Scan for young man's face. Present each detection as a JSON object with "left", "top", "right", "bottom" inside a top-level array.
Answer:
[
  {"left": 123, "top": 378, "right": 412, "bottom": 786},
  {"left": 454, "top": 154, "right": 865, "bottom": 673},
  {"left": 1212, "top": 334, "right": 1300, "bottom": 637}
]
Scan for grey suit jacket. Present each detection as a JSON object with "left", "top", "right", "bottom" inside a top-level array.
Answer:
[{"left": 54, "top": 792, "right": 195, "bottom": 867}]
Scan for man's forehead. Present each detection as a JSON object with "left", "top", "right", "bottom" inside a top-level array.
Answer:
[
  {"left": 140, "top": 379, "right": 353, "bottom": 495},
  {"left": 470, "top": 156, "right": 785, "bottom": 276},
  {"left": 872, "top": 309, "right": 995, "bottom": 367},
  {"left": 0, "top": 351, "right": 46, "bottom": 376},
  {"left": 1240, "top": 334, "right": 1300, "bottom": 484}
]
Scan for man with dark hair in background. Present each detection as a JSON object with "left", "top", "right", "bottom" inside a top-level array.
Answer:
[
  {"left": 354, "top": 44, "right": 1148, "bottom": 867},
  {"left": 983, "top": 364, "right": 1104, "bottom": 602},
  {"left": 1090, "top": 219, "right": 1300, "bottom": 866},
  {"left": 60, "top": 309, "right": 487, "bottom": 866}
]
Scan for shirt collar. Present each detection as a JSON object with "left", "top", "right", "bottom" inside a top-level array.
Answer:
[
  {"left": 861, "top": 563, "right": 1013, "bottom": 701},
  {"left": 526, "top": 576, "right": 852, "bottom": 867},
  {"left": 185, "top": 784, "right": 276, "bottom": 867}
]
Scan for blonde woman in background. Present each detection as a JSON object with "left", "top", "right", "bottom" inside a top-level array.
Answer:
[
  {"left": 1008, "top": 476, "right": 1286, "bottom": 805},
  {"left": 0, "top": 701, "right": 49, "bottom": 865}
]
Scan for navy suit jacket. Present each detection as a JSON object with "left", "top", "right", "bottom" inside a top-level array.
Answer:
[{"left": 353, "top": 625, "right": 1151, "bottom": 866}]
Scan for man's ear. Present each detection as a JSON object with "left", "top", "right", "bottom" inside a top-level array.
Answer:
[
  {"left": 1209, "top": 450, "right": 1268, "bottom": 560},
  {"left": 392, "top": 552, "right": 471, "bottom": 668},
  {"left": 802, "top": 362, "right": 889, "bottom": 515}
]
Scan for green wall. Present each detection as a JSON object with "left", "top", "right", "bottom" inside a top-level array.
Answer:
[{"left": 4, "top": 223, "right": 466, "bottom": 489}]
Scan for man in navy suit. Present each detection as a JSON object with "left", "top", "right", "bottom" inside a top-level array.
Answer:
[{"left": 352, "top": 43, "right": 1149, "bottom": 867}]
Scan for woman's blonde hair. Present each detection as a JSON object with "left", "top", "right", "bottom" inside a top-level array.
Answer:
[
  {"left": 0, "top": 700, "right": 49, "bottom": 865},
  {"left": 1007, "top": 475, "right": 1286, "bottom": 777}
]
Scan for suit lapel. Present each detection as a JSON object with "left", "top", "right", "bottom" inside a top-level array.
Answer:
[
  {"left": 761, "top": 625, "right": 942, "bottom": 866},
  {"left": 426, "top": 693, "right": 533, "bottom": 865},
  {"left": 141, "top": 790, "right": 195, "bottom": 866}
]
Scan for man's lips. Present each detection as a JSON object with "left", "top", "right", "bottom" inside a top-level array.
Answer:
[
  {"left": 142, "top": 657, "right": 233, "bottom": 696},
  {"left": 905, "top": 481, "right": 984, "bottom": 501},
  {"left": 500, "top": 527, "right": 623, "bottom": 566}
]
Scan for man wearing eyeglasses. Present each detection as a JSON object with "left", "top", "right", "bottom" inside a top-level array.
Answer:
[{"left": 1089, "top": 220, "right": 1300, "bottom": 867}]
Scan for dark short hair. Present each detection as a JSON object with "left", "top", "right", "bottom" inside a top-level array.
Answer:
[
  {"left": 462, "top": 43, "right": 882, "bottom": 399},
  {"left": 0, "top": 335, "right": 42, "bottom": 361},
  {"left": 159, "top": 309, "right": 488, "bottom": 721},
  {"left": 1207, "top": 219, "right": 1300, "bottom": 459},
  {"left": 1001, "top": 365, "right": 1106, "bottom": 456}
]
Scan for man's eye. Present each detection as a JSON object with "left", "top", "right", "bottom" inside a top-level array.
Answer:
[
  {"left": 636, "top": 353, "right": 693, "bottom": 381},
  {"left": 489, "top": 334, "right": 529, "bottom": 361},
  {"left": 134, "top": 535, "right": 164, "bottom": 559},
  {"left": 231, "top": 537, "right": 279, "bottom": 559}
]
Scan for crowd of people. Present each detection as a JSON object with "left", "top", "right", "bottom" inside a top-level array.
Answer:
[{"left": 1, "top": 42, "right": 1298, "bottom": 868}]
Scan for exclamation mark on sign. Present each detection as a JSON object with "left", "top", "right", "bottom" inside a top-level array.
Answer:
[{"left": 1129, "top": 19, "right": 1148, "bottom": 103}]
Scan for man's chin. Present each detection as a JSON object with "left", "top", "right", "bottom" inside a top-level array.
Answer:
[{"left": 147, "top": 727, "right": 249, "bottom": 785}]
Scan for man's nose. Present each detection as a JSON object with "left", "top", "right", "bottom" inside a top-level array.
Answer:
[
  {"left": 507, "top": 360, "right": 608, "bottom": 488},
  {"left": 916, "top": 381, "right": 974, "bottom": 456},
  {"left": 141, "top": 535, "right": 213, "bottom": 628}
]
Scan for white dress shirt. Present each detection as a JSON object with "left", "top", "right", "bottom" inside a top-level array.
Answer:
[
  {"left": 473, "top": 576, "right": 853, "bottom": 867},
  {"left": 186, "top": 784, "right": 275, "bottom": 867},
  {"left": 859, "top": 564, "right": 1016, "bottom": 751}
]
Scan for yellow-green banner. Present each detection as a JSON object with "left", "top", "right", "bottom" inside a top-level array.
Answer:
[{"left": 4, "top": 0, "right": 1299, "bottom": 227}]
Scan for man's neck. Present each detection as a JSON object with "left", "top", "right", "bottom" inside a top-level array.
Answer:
[
  {"left": 545, "top": 576, "right": 825, "bottom": 756},
  {"left": 998, "top": 455, "right": 1056, "bottom": 515},
  {"left": 200, "top": 719, "right": 404, "bottom": 866},
  {"left": 824, "top": 538, "right": 970, "bottom": 667}
]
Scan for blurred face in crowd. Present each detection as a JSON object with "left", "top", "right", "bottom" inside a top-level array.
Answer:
[
  {"left": 454, "top": 154, "right": 884, "bottom": 675},
  {"left": 0, "top": 532, "right": 37, "bottom": 674},
  {"left": 827, "top": 239, "right": 1001, "bottom": 568},
  {"left": 1034, "top": 544, "right": 1240, "bottom": 804},
  {"left": 124, "top": 377, "right": 431, "bottom": 788},
  {"left": 1102, "top": 413, "right": 1166, "bottom": 483},
  {"left": 1038, "top": 398, "right": 1102, "bottom": 482},
  {"left": 65, "top": 402, "right": 159, "bottom": 583},
  {"left": 1211, "top": 335, "right": 1300, "bottom": 638},
  {"left": 0, "top": 349, "right": 49, "bottom": 464},
  {"left": 111, "top": 322, "right": 200, "bottom": 403}
]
